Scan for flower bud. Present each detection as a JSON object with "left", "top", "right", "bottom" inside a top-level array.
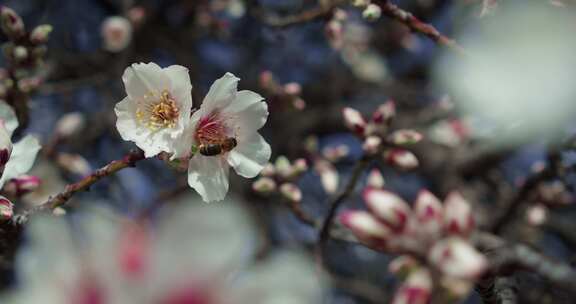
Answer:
[
  {"left": 259, "top": 70, "right": 274, "bottom": 89},
  {"left": 12, "top": 46, "right": 27, "bottom": 61},
  {"left": 392, "top": 268, "right": 432, "bottom": 304},
  {"left": 372, "top": 100, "right": 395, "bottom": 125},
  {"left": 340, "top": 210, "right": 390, "bottom": 248},
  {"left": 101, "top": 16, "right": 133, "bottom": 52},
  {"left": 362, "top": 4, "right": 382, "bottom": 21},
  {"left": 526, "top": 204, "right": 547, "bottom": 226},
  {"left": 351, "top": 0, "right": 371, "bottom": 8},
  {"left": 56, "top": 153, "right": 92, "bottom": 176},
  {"left": 280, "top": 183, "right": 302, "bottom": 203},
  {"left": 283, "top": 82, "right": 301, "bottom": 95},
  {"left": 0, "top": 195, "right": 13, "bottom": 220},
  {"left": 384, "top": 149, "right": 419, "bottom": 170},
  {"left": 53, "top": 207, "right": 67, "bottom": 216},
  {"left": 0, "top": 7, "right": 24, "bottom": 40},
  {"left": 363, "top": 188, "right": 411, "bottom": 231},
  {"left": 428, "top": 237, "right": 487, "bottom": 280},
  {"left": 260, "top": 163, "right": 276, "bottom": 177},
  {"left": 30, "top": 24, "right": 52, "bottom": 45},
  {"left": 292, "top": 158, "right": 308, "bottom": 174},
  {"left": 389, "top": 129, "right": 423, "bottom": 145},
  {"left": 55, "top": 112, "right": 85, "bottom": 138},
  {"left": 362, "top": 135, "right": 381, "bottom": 155},
  {"left": 342, "top": 107, "right": 366, "bottom": 137},
  {"left": 389, "top": 255, "right": 418, "bottom": 277},
  {"left": 315, "top": 159, "right": 339, "bottom": 194},
  {"left": 275, "top": 156, "right": 293, "bottom": 179},
  {"left": 322, "top": 145, "right": 349, "bottom": 162},
  {"left": 292, "top": 97, "right": 306, "bottom": 110},
  {"left": 127, "top": 6, "right": 146, "bottom": 26},
  {"left": 366, "top": 169, "right": 384, "bottom": 189},
  {"left": 443, "top": 191, "right": 474, "bottom": 236},
  {"left": 252, "top": 177, "right": 277, "bottom": 195},
  {"left": 3, "top": 175, "right": 40, "bottom": 196},
  {"left": 414, "top": 190, "right": 443, "bottom": 241}
]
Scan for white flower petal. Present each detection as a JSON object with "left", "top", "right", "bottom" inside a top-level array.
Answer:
[
  {"left": 228, "top": 91, "right": 269, "bottom": 135},
  {"left": 187, "top": 155, "right": 230, "bottom": 202},
  {"left": 0, "top": 101, "right": 18, "bottom": 136},
  {"left": 0, "top": 135, "right": 40, "bottom": 188},
  {"left": 201, "top": 72, "right": 239, "bottom": 115},
  {"left": 165, "top": 65, "right": 193, "bottom": 132},
  {"left": 122, "top": 62, "right": 169, "bottom": 100},
  {"left": 227, "top": 132, "right": 271, "bottom": 178}
]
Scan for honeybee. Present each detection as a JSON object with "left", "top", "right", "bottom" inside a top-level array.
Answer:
[{"left": 199, "top": 137, "right": 238, "bottom": 156}]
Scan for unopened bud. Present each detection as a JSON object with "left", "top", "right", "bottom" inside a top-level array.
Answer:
[
  {"left": 292, "top": 98, "right": 306, "bottom": 110},
  {"left": 0, "top": 7, "right": 24, "bottom": 40},
  {"left": 342, "top": 107, "right": 366, "bottom": 137},
  {"left": 55, "top": 112, "right": 85, "bottom": 138},
  {"left": 127, "top": 6, "right": 146, "bottom": 26},
  {"left": 340, "top": 210, "right": 390, "bottom": 249},
  {"left": 372, "top": 100, "right": 395, "bottom": 125},
  {"left": 315, "top": 160, "right": 339, "bottom": 194},
  {"left": 280, "top": 183, "right": 302, "bottom": 203},
  {"left": 30, "top": 24, "right": 52, "bottom": 45},
  {"left": 392, "top": 268, "right": 432, "bottom": 304},
  {"left": 56, "top": 153, "right": 92, "bottom": 176},
  {"left": 363, "top": 188, "right": 411, "bottom": 231},
  {"left": 12, "top": 46, "right": 27, "bottom": 61},
  {"left": 3, "top": 175, "right": 40, "bottom": 196},
  {"left": 283, "top": 82, "right": 301, "bottom": 95},
  {"left": 428, "top": 237, "right": 487, "bottom": 280},
  {"left": 259, "top": 70, "right": 274, "bottom": 89},
  {"left": 526, "top": 204, "right": 547, "bottom": 226},
  {"left": 53, "top": 207, "right": 67, "bottom": 216},
  {"left": 443, "top": 191, "right": 474, "bottom": 236},
  {"left": 366, "top": 169, "right": 384, "bottom": 189},
  {"left": 362, "top": 4, "right": 382, "bottom": 21},
  {"left": 252, "top": 177, "right": 277, "bottom": 194},
  {"left": 351, "top": 0, "right": 371, "bottom": 8},
  {"left": 362, "top": 136, "right": 381, "bottom": 155},
  {"left": 385, "top": 149, "right": 419, "bottom": 170},
  {"left": 101, "top": 16, "right": 133, "bottom": 52},
  {"left": 275, "top": 156, "right": 293, "bottom": 179},
  {"left": 0, "top": 196, "right": 13, "bottom": 220},
  {"left": 260, "top": 163, "right": 276, "bottom": 177},
  {"left": 388, "top": 129, "right": 423, "bottom": 145},
  {"left": 292, "top": 158, "right": 308, "bottom": 174}
]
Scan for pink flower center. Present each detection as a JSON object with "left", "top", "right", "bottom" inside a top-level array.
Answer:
[{"left": 194, "top": 111, "right": 233, "bottom": 145}]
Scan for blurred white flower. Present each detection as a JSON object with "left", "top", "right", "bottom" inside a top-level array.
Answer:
[
  {"left": 0, "top": 101, "right": 40, "bottom": 188},
  {"left": 6, "top": 198, "right": 324, "bottom": 304},
  {"left": 435, "top": 2, "right": 576, "bottom": 147},
  {"left": 115, "top": 62, "right": 192, "bottom": 158},
  {"left": 101, "top": 16, "right": 133, "bottom": 52},
  {"left": 175, "top": 73, "right": 271, "bottom": 203}
]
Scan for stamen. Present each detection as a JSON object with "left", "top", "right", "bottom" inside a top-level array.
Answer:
[{"left": 136, "top": 90, "right": 179, "bottom": 130}]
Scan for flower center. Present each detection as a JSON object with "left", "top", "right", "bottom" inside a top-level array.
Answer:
[
  {"left": 194, "top": 111, "right": 231, "bottom": 145},
  {"left": 136, "top": 90, "right": 180, "bottom": 130}
]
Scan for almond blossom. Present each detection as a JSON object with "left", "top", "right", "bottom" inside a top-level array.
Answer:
[
  {"left": 173, "top": 73, "right": 271, "bottom": 202},
  {"left": 0, "top": 101, "right": 40, "bottom": 188},
  {"left": 115, "top": 62, "right": 192, "bottom": 158},
  {"left": 4, "top": 197, "right": 324, "bottom": 304},
  {"left": 340, "top": 188, "right": 487, "bottom": 301}
]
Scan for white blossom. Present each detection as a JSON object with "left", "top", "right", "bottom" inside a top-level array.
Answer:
[{"left": 115, "top": 62, "right": 193, "bottom": 158}]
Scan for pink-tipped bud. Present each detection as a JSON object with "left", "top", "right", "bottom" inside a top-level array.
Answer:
[
  {"left": 280, "top": 183, "right": 302, "bottom": 203},
  {"left": 315, "top": 159, "right": 339, "bottom": 194},
  {"left": 283, "top": 82, "right": 301, "bottom": 95},
  {"left": 362, "top": 136, "right": 382, "bottom": 155},
  {"left": 389, "top": 129, "right": 423, "bottom": 145},
  {"left": 101, "top": 16, "right": 133, "bottom": 52},
  {"left": 428, "top": 237, "right": 487, "bottom": 280},
  {"left": 389, "top": 255, "right": 418, "bottom": 276},
  {"left": 367, "top": 169, "right": 385, "bottom": 189},
  {"left": 340, "top": 210, "right": 390, "bottom": 248},
  {"left": 275, "top": 156, "right": 293, "bottom": 179},
  {"left": 30, "top": 24, "right": 52, "bottom": 45},
  {"left": 342, "top": 107, "right": 366, "bottom": 137},
  {"left": 372, "top": 100, "right": 395, "bottom": 125},
  {"left": 0, "top": 7, "right": 24, "bottom": 40},
  {"left": 392, "top": 268, "right": 432, "bottom": 304},
  {"left": 55, "top": 112, "right": 85, "bottom": 138},
  {"left": 385, "top": 149, "right": 419, "bottom": 170},
  {"left": 443, "top": 191, "right": 474, "bottom": 237},
  {"left": 292, "top": 158, "right": 308, "bottom": 174},
  {"left": 260, "top": 163, "right": 276, "bottom": 177},
  {"left": 363, "top": 188, "right": 411, "bottom": 231},
  {"left": 259, "top": 70, "right": 274, "bottom": 89},
  {"left": 0, "top": 196, "right": 13, "bottom": 220},
  {"left": 252, "top": 177, "right": 277, "bottom": 195},
  {"left": 3, "top": 175, "right": 40, "bottom": 197},
  {"left": 414, "top": 190, "right": 443, "bottom": 242}
]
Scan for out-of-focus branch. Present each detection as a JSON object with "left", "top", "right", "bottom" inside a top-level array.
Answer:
[
  {"left": 373, "top": 0, "right": 467, "bottom": 56},
  {"left": 29, "top": 149, "right": 146, "bottom": 212},
  {"left": 258, "top": 1, "right": 345, "bottom": 27}
]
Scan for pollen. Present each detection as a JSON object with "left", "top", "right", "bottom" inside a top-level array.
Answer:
[{"left": 136, "top": 90, "right": 180, "bottom": 130}]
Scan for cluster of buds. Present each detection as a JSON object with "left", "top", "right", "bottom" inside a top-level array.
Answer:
[
  {"left": 350, "top": 0, "right": 382, "bottom": 21},
  {"left": 343, "top": 101, "right": 423, "bottom": 170},
  {"left": 3, "top": 175, "right": 40, "bottom": 197},
  {"left": 0, "top": 6, "right": 51, "bottom": 96},
  {"left": 303, "top": 135, "right": 341, "bottom": 194},
  {"left": 259, "top": 71, "right": 306, "bottom": 111},
  {"left": 340, "top": 188, "right": 487, "bottom": 301},
  {"left": 252, "top": 156, "right": 308, "bottom": 202}
]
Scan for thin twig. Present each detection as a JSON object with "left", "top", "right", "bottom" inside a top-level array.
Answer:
[
  {"left": 30, "top": 149, "right": 146, "bottom": 212},
  {"left": 374, "top": 0, "right": 467, "bottom": 56}
]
